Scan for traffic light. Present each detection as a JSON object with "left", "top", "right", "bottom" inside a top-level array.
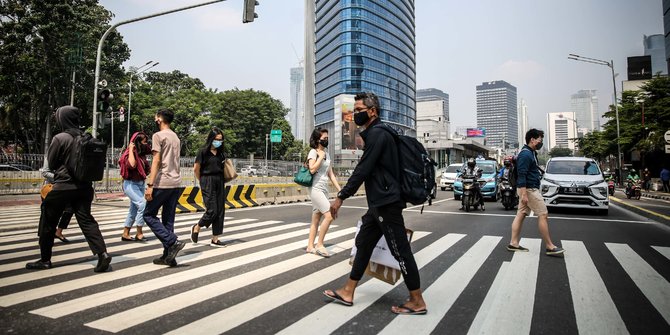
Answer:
[
  {"left": 98, "top": 89, "right": 113, "bottom": 113},
  {"left": 243, "top": 0, "right": 258, "bottom": 23}
]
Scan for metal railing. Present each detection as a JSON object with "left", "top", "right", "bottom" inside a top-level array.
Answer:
[{"left": 0, "top": 154, "right": 356, "bottom": 195}]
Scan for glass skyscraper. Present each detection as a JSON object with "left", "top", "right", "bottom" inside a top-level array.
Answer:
[{"left": 312, "top": 0, "right": 416, "bottom": 135}]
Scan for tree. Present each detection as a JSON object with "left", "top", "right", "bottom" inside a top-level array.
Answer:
[
  {"left": 548, "top": 147, "right": 573, "bottom": 158},
  {"left": 0, "top": 0, "right": 130, "bottom": 153}
]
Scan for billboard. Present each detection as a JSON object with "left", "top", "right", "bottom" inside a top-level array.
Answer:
[
  {"left": 627, "top": 56, "right": 652, "bottom": 80},
  {"left": 334, "top": 94, "right": 364, "bottom": 151},
  {"left": 466, "top": 128, "right": 486, "bottom": 137}
]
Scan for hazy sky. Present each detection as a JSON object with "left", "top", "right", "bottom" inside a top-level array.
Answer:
[{"left": 99, "top": 0, "right": 664, "bottom": 132}]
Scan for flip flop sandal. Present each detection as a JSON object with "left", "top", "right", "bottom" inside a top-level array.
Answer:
[
  {"left": 392, "top": 303, "right": 428, "bottom": 315},
  {"left": 315, "top": 246, "right": 330, "bottom": 258},
  {"left": 323, "top": 290, "right": 353, "bottom": 306},
  {"left": 121, "top": 236, "right": 135, "bottom": 242}
]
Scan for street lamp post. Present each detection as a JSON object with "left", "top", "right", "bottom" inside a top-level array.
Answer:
[
  {"left": 568, "top": 53, "right": 623, "bottom": 185},
  {"left": 127, "top": 61, "right": 159, "bottom": 147}
]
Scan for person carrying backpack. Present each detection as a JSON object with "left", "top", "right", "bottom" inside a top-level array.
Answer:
[
  {"left": 507, "top": 128, "right": 564, "bottom": 256},
  {"left": 26, "top": 106, "right": 111, "bottom": 272},
  {"left": 325, "top": 92, "right": 427, "bottom": 315}
]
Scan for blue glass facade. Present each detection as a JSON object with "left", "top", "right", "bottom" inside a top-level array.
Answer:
[{"left": 314, "top": 0, "right": 416, "bottom": 135}]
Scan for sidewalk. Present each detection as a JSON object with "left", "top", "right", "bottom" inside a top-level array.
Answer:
[{"left": 0, "top": 192, "right": 127, "bottom": 207}]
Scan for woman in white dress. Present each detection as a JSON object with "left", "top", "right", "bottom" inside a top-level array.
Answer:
[{"left": 306, "top": 128, "right": 341, "bottom": 257}]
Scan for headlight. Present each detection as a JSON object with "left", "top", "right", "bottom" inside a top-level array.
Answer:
[
  {"left": 543, "top": 178, "right": 559, "bottom": 185},
  {"left": 589, "top": 186, "right": 608, "bottom": 199}
]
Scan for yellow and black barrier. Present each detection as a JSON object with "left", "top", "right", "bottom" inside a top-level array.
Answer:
[{"left": 176, "top": 185, "right": 259, "bottom": 213}]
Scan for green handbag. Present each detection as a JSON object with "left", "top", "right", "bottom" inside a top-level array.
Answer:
[{"left": 293, "top": 160, "right": 314, "bottom": 187}]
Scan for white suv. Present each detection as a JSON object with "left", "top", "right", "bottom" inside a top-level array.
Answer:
[
  {"left": 439, "top": 163, "right": 462, "bottom": 191},
  {"left": 540, "top": 157, "right": 609, "bottom": 214}
]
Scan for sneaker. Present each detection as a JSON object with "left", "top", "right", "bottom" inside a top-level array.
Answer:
[
  {"left": 152, "top": 257, "right": 178, "bottom": 267},
  {"left": 546, "top": 247, "right": 565, "bottom": 256},
  {"left": 164, "top": 240, "right": 185, "bottom": 264},
  {"left": 26, "top": 260, "right": 52, "bottom": 270},
  {"left": 210, "top": 240, "right": 227, "bottom": 248},
  {"left": 507, "top": 244, "right": 529, "bottom": 252}
]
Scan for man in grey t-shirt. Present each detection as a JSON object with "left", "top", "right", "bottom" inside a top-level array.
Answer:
[{"left": 144, "top": 109, "right": 185, "bottom": 266}]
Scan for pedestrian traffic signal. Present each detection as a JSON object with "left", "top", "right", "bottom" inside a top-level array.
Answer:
[{"left": 243, "top": 0, "right": 259, "bottom": 23}]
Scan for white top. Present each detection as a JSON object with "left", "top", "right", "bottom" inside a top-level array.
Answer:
[{"left": 307, "top": 149, "right": 330, "bottom": 191}]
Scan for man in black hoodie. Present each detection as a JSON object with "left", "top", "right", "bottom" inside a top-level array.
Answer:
[
  {"left": 26, "top": 106, "right": 111, "bottom": 272},
  {"left": 324, "top": 92, "right": 427, "bottom": 315}
]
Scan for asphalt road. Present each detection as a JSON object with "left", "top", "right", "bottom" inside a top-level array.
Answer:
[{"left": 0, "top": 190, "right": 669, "bottom": 334}]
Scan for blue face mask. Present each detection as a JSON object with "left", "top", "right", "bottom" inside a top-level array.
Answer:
[{"left": 212, "top": 140, "right": 222, "bottom": 148}]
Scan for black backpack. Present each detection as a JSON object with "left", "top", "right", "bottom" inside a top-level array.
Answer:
[
  {"left": 63, "top": 129, "right": 108, "bottom": 182},
  {"left": 376, "top": 125, "right": 437, "bottom": 209}
]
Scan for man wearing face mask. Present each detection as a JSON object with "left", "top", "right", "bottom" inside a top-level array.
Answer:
[
  {"left": 325, "top": 92, "right": 427, "bottom": 315},
  {"left": 144, "top": 109, "right": 185, "bottom": 266},
  {"left": 507, "top": 128, "right": 564, "bottom": 256}
]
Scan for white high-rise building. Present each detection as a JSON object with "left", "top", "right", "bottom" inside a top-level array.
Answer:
[
  {"left": 518, "top": 99, "right": 528, "bottom": 146},
  {"left": 288, "top": 67, "right": 305, "bottom": 142},
  {"left": 547, "top": 112, "right": 578, "bottom": 151},
  {"left": 570, "top": 90, "right": 599, "bottom": 133}
]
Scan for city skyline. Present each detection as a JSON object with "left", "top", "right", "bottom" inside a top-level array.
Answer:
[{"left": 99, "top": 0, "right": 663, "bottom": 134}]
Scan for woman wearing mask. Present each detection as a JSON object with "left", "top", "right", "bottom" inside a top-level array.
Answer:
[
  {"left": 305, "top": 128, "right": 341, "bottom": 257},
  {"left": 119, "top": 132, "right": 151, "bottom": 241},
  {"left": 191, "top": 127, "right": 227, "bottom": 247}
]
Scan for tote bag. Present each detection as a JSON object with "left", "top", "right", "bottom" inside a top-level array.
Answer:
[
  {"left": 223, "top": 159, "right": 238, "bottom": 183},
  {"left": 293, "top": 159, "right": 313, "bottom": 187}
]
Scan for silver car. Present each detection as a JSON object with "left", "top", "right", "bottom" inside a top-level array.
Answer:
[
  {"left": 439, "top": 163, "right": 462, "bottom": 191},
  {"left": 540, "top": 157, "right": 609, "bottom": 214}
]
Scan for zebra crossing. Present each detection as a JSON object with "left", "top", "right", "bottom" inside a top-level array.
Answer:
[{"left": 0, "top": 204, "right": 669, "bottom": 334}]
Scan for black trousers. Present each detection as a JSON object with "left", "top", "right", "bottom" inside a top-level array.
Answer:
[
  {"left": 37, "top": 203, "right": 73, "bottom": 237},
  {"left": 350, "top": 202, "right": 421, "bottom": 291},
  {"left": 198, "top": 174, "right": 225, "bottom": 236},
  {"left": 40, "top": 187, "right": 107, "bottom": 261}
]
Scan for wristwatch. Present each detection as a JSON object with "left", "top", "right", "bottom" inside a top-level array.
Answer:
[{"left": 147, "top": 183, "right": 153, "bottom": 187}]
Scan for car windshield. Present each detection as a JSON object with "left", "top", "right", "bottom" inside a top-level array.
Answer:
[
  {"left": 478, "top": 163, "right": 495, "bottom": 174},
  {"left": 546, "top": 160, "right": 601, "bottom": 175},
  {"left": 446, "top": 165, "right": 460, "bottom": 173}
]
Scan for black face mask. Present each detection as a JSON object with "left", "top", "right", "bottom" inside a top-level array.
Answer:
[
  {"left": 354, "top": 111, "right": 370, "bottom": 126},
  {"left": 140, "top": 144, "right": 152, "bottom": 155},
  {"left": 535, "top": 142, "right": 543, "bottom": 150},
  {"left": 319, "top": 139, "right": 329, "bottom": 148}
]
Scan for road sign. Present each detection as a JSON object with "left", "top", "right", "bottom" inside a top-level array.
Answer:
[
  {"left": 270, "top": 129, "right": 282, "bottom": 143},
  {"left": 664, "top": 130, "right": 670, "bottom": 144},
  {"left": 666, "top": 144, "right": 670, "bottom": 154}
]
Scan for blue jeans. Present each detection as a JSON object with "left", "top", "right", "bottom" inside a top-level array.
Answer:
[
  {"left": 123, "top": 180, "right": 146, "bottom": 228},
  {"left": 143, "top": 188, "right": 182, "bottom": 251}
]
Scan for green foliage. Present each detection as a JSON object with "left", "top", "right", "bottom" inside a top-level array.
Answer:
[
  {"left": 548, "top": 147, "right": 573, "bottom": 158},
  {"left": 0, "top": 0, "right": 130, "bottom": 152}
]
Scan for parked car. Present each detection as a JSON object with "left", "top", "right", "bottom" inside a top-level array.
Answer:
[
  {"left": 257, "top": 166, "right": 282, "bottom": 176},
  {"left": 540, "top": 157, "right": 609, "bottom": 214},
  {"left": 453, "top": 159, "right": 499, "bottom": 201},
  {"left": 239, "top": 165, "right": 260, "bottom": 176},
  {"left": 439, "top": 163, "right": 462, "bottom": 191},
  {"left": 0, "top": 164, "right": 25, "bottom": 172},
  {"left": 6, "top": 163, "right": 36, "bottom": 171}
]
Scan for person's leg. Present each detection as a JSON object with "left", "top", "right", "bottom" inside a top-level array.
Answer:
[
  {"left": 130, "top": 181, "right": 147, "bottom": 239},
  {"left": 509, "top": 189, "right": 529, "bottom": 248},
  {"left": 536, "top": 214, "right": 557, "bottom": 249},
  {"left": 122, "top": 180, "right": 138, "bottom": 239},
  {"left": 316, "top": 211, "right": 334, "bottom": 251},
  {"left": 195, "top": 176, "right": 216, "bottom": 235},
  {"left": 72, "top": 187, "right": 107, "bottom": 255},
  {"left": 211, "top": 177, "right": 225, "bottom": 244},
  {"left": 325, "top": 211, "right": 383, "bottom": 303},
  {"left": 307, "top": 211, "right": 321, "bottom": 252},
  {"left": 527, "top": 189, "right": 563, "bottom": 254},
  {"left": 144, "top": 189, "right": 175, "bottom": 249},
  {"left": 37, "top": 190, "right": 68, "bottom": 261}
]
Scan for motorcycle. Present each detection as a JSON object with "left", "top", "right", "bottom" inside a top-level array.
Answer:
[
  {"left": 499, "top": 180, "right": 517, "bottom": 210},
  {"left": 461, "top": 176, "right": 486, "bottom": 212},
  {"left": 625, "top": 180, "right": 641, "bottom": 200},
  {"left": 607, "top": 179, "right": 615, "bottom": 196}
]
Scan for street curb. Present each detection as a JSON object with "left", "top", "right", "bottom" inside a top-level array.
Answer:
[{"left": 641, "top": 192, "right": 670, "bottom": 201}]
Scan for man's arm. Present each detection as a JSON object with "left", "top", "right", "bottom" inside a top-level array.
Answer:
[
  {"left": 336, "top": 129, "right": 389, "bottom": 200},
  {"left": 144, "top": 151, "right": 161, "bottom": 201}
]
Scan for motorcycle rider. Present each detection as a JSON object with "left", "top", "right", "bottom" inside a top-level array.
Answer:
[
  {"left": 626, "top": 169, "right": 640, "bottom": 195},
  {"left": 497, "top": 157, "right": 515, "bottom": 198},
  {"left": 460, "top": 158, "right": 484, "bottom": 210}
]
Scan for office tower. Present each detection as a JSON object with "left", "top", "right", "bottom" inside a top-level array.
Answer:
[
  {"left": 663, "top": 0, "right": 670, "bottom": 73},
  {"left": 570, "top": 90, "right": 599, "bottom": 133},
  {"left": 518, "top": 98, "right": 528, "bottom": 146},
  {"left": 416, "top": 88, "right": 449, "bottom": 121},
  {"left": 310, "top": 0, "right": 416, "bottom": 140},
  {"left": 547, "top": 112, "right": 577, "bottom": 151},
  {"left": 304, "top": 0, "right": 316, "bottom": 141},
  {"left": 416, "top": 88, "right": 449, "bottom": 144},
  {"left": 288, "top": 67, "right": 305, "bottom": 141},
  {"left": 644, "top": 34, "right": 668, "bottom": 75},
  {"left": 476, "top": 80, "right": 518, "bottom": 149}
]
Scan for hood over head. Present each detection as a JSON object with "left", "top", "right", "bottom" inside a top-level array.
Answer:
[{"left": 55, "top": 106, "right": 81, "bottom": 130}]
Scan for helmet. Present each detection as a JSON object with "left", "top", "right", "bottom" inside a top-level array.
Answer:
[
  {"left": 503, "top": 156, "right": 512, "bottom": 166},
  {"left": 630, "top": 169, "right": 636, "bottom": 174},
  {"left": 467, "top": 158, "right": 476, "bottom": 169}
]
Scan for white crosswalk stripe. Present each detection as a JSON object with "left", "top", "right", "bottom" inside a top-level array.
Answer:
[{"left": 0, "top": 204, "right": 669, "bottom": 334}]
